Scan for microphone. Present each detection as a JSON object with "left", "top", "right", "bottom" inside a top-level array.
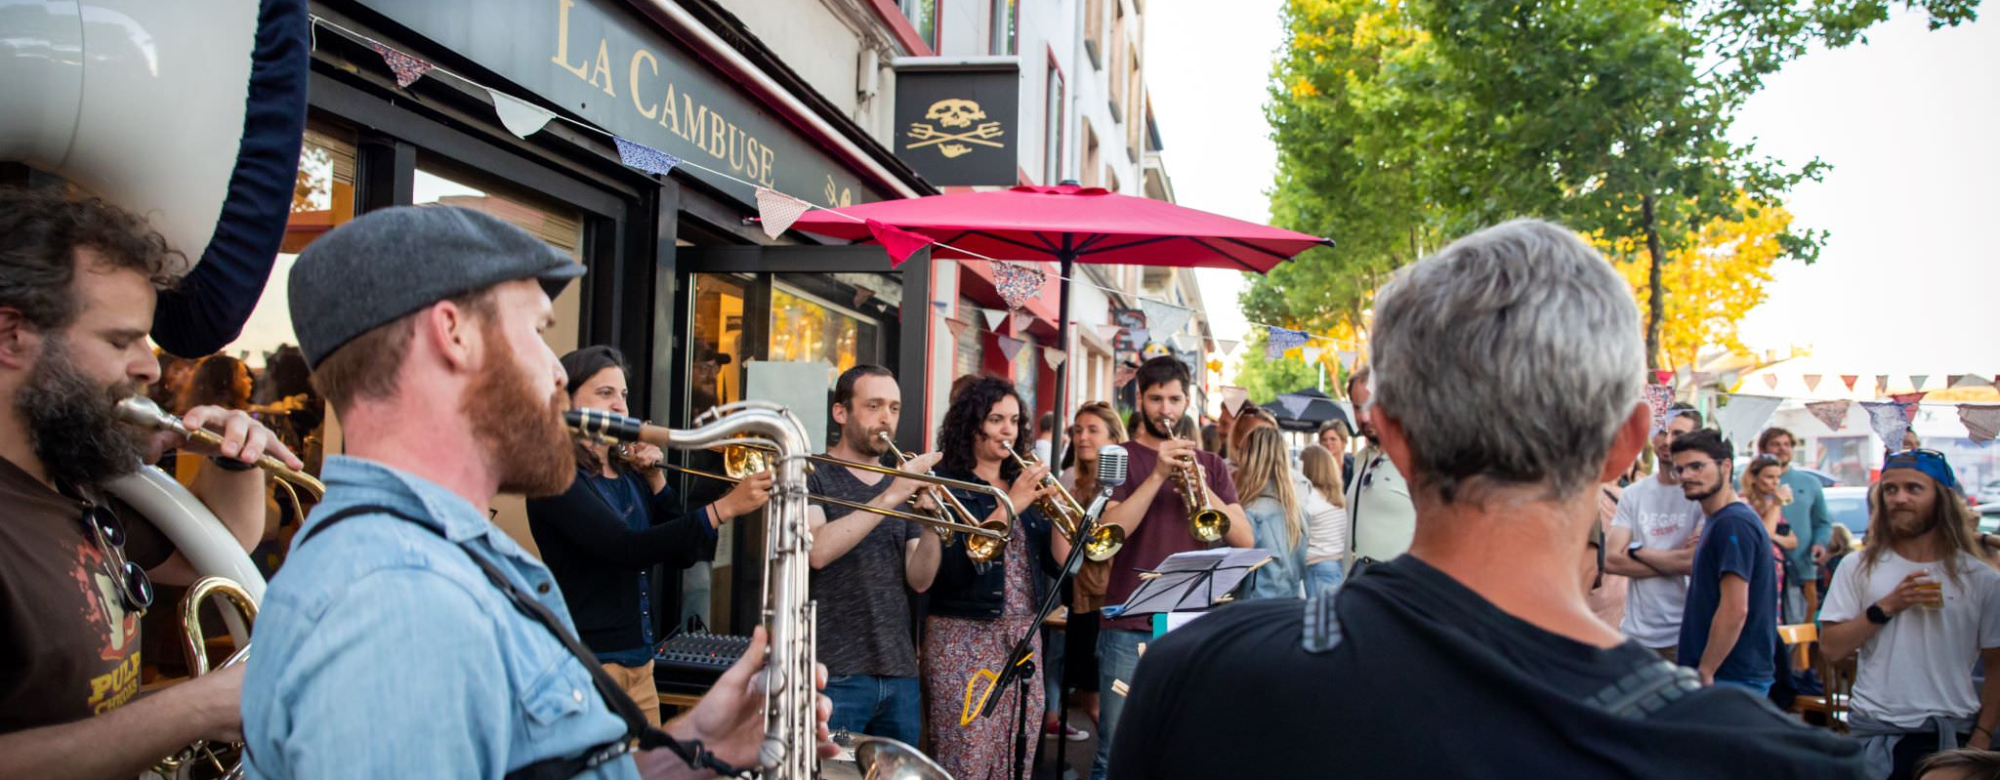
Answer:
[{"left": 1096, "top": 445, "right": 1129, "bottom": 489}]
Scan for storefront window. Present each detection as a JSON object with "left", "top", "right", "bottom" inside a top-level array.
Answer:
[
  {"left": 413, "top": 159, "right": 586, "bottom": 358},
  {"left": 692, "top": 273, "right": 748, "bottom": 422},
  {"left": 771, "top": 285, "right": 874, "bottom": 377}
]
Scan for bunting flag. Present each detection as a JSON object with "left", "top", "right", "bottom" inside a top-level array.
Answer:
[
  {"left": 1337, "top": 350, "right": 1358, "bottom": 370},
  {"left": 1042, "top": 347, "right": 1068, "bottom": 370},
  {"left": 930, "top": 300, "right": 949, "bottom": 315},
  {"left": 1952, "top": 374, "right": 1993, "bottom": 389},
  {"left": 1215, "top": 339, "right": 1240, "bottom": 355},
  {"left": 755, "top": 188, "right": 811, "bottom": 238},
  {"left": 614, "top": 136, "right": 681, "bottom": 176},
  {"left": 1803, "top": 374, "right": 1823, "bottom": 392},
  {"left": 1276, "top": 393, "right": 1313, "bottom": 419},
  {"left": 1891, "top": 392, "right": 1928, "bottom": 417},
  {"left": 1302, "top": 346, "right": 1325, "bottom": 366},
  {"left": 853, "top": 288, "right": 875, "bottom": 309},
  {"left": 1097, "top": 324, "right": 1124, "bottom": 344},
  {"left": 1806, "top": 400, "right": 1852, "bottom": 432},
  {"left": 1960, "top": 406, "right": 2000, "bottom": 444},
  {"left": 1653, "top": 370, "right": 1673, "bottom": 385},
  {"left": 1011, "top": 309, "right": 1035, "bottom": 331},
  {"left": 943, "top": 317, "right": 972, "bottom": 339},
  {"left": 866, "top": 219, "right": 932, "bottom": 267},
  {"left": 371, "top": 41, "right": 434, "bottom": 88},
  {"left": 1911, "top": 375, "right": 1930, "bottom": 392},
  {"left": 1114, "top": 365, "right": 1137, "bottom": 388},
  {"left": 1644, "top": 385, "right": 1676, "bottom": 433},
  {"left": 1841, "top": 375, "right": 1859, "bottom": 391},
  {"left": 1139, "top": 299, "right": 1194, "bottom": 339},
  {"left": 490, "top": 89, "right": 556, "bottom": 138},
  {"left": 990, "top": 262, "right": 1045, "bottom": 310},
  {"left": 994, "top": 334, "right": 1027, "bottom": 362},
  {"left": 1127, "top": 327, "right": 1151, "bottom": 346},
  {"left": 1715, "top": 395, "right": 1783, "bottom": 450},
  {"left": 1862, "top": 401, "right": 1914, "bottom": 449},
  {"left": 1221, "top": 386, "right": 1249, "bottom": 415},
  {"left": 1675, "top": 367, "right": 1692, "bottom": 384},
  {"left": 1875, "top": 375, "right": 1890, "bottom": 395},
  {"left": 1762, "top": 374, "right": 1780, "bottom": 390},
  {"left": 1265, "top": 326, "right": 1309, "bottom": 359},
  {"left": 978, "top": 308, "right": 1007, "bottom": 331},
  {"left": 1171, "top": 333, "right": 1201, "bottom": 355}
]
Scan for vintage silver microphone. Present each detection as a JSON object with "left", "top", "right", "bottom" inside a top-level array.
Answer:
[{"left": 1081, "top": 444, "right": 1128, "bottom": 530}]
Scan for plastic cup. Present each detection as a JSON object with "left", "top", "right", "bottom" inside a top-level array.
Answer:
[{"left": 1915, "top": 573, "right": 1945, "bottom": 610}]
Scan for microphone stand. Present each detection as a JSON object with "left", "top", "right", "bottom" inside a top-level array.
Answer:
[{"left": 983, "top": 487, "right": 1114, "bottom": 780}]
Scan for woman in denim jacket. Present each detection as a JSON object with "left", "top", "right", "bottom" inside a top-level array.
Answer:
[{"left": 1232, "top": 426, "right": 1308, "bottom": 600}]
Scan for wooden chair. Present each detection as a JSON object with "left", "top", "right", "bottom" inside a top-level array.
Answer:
[{"left": 1777, "top": 622, "right": 1855, "bottom": 732}]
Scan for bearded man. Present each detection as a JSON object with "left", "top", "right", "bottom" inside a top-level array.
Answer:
[
  {"left": 0, "top": 188, "right": 298, "bottom": 779},
  {"left": 1821, "top": 449, "right": 2000, "bottom": 780}
]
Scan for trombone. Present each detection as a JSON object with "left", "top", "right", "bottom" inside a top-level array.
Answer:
[
  {"left": 1002, "top": 445, "right": 1124, "bottom": 561},
  {"left": 116, "top": 396, "right": 325, "bottom": 512},
  {"left": 1162, "top": 416, "right": 1230, "bottom": 543},
  {"left": 878, "top": 432, "right": 1009, "bottom": 564},
  {"left": 565, "top": 409, "right": 1013, "bottom": 545}
]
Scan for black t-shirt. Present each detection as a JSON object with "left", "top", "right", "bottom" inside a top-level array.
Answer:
[{"left": 1110, "top": 555, "right": 1865, "bottom": 779}]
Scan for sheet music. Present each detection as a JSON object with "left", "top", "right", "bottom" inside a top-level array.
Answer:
[{"left": 1109, "top": 549, "right": 1274, "bottom": 618}]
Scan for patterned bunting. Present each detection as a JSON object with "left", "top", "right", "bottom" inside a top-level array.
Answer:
[
  {"left": 1803, "top": 375, "right": 1823, "bottom": 392},
  {"left": 1265, "top": 326, "right": 1309, "bottom": 359},
  {"left": 755, "top": 188, "right": 811, "bottom": 238},
  {"left": 1277, "top": 393, "right": 1312, "bottom": 419},
  {"left": 613, "top": 136, "right": 682, "bottom": 176},
  {"left": 371, "top": 42, "right": 434, "bottom": 88},
  {"left": 1139, "top": 300, "right": 1194, "bottom": 339},
  {"left": 1644, "top": 385, "right": 1676, "bottom": 433},
  {"left": 490, "top": 89, "right": 556, "bottom": 137},
  {"left": 1042, "top": 347, "right": 1067, "bottom": 370},
  {"left": 1862, "top": 401, "right": 1914, "bottom": 449},
  {"left": 1806, "top": 400, "right": 1852, "bottom": 432},
  {"left": 1960, "top": 406, "right": 2000, "bottom": 444},
  {"left": 990, "top": 262, "right": 1045, "bottom": 310},
  {"left": 866, "top": 219, "right": 932, "bottom": 267},
  {"left": 994, "top": 334, "right": 1027, "bottom": 362}
]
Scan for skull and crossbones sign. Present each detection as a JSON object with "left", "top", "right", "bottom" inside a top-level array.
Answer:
[{"left": 907, "top": 98, "right": 1005, "bottom": 159}]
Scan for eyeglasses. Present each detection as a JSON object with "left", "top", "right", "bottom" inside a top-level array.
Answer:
[{"left": 80, "top": 500, "right": 153, "bottom": 614}]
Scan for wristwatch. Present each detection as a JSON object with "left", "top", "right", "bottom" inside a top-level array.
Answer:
[{"left": 1867, "top": 604, "right": 1892, "bottom": 625}]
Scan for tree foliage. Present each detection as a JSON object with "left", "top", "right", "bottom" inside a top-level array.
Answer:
[
  {"left": 1235, "top": 333, "right": 1327, "bottom": 404},
  {"left": 1601, "top": 194, "right": 1796, "bottom": 370}
]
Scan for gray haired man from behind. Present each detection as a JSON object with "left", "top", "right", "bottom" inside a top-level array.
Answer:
[{"left": 1107, "top": 219, "right": 1865, "bottom": 779}]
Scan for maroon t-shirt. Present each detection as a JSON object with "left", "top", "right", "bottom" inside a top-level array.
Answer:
[
  {"left": 0, "top": 456, "right": 173, "bottom": 733},
  {"left": 1102, "top": 441, "right": 1240, "bottom": 632}
]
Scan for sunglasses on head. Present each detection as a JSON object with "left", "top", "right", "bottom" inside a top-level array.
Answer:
[{"left": 80, "top": 501, "right": 154, "bottom": 614}]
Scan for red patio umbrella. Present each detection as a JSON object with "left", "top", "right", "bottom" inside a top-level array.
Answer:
[{"left": 789, "top": 183, "right": 1331, "bottom": 463}]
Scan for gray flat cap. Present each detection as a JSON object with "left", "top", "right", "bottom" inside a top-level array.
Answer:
[{"left": 288, "top": 205, "right": 585, "bottom": 367}]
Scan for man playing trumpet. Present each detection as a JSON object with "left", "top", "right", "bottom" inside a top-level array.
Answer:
[{"left": 0, "top": 188, "right": 300, "bottom": 779}]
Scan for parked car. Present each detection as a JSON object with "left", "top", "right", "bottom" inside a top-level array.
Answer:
[{"left": 1824, "top": 486, "right": 1870, "bottom": 543}]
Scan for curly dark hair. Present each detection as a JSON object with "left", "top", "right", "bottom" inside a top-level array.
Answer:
[
  {"left": 937, "top": 376, "right": 1029, "bottom": 481},
  {"left": 0, "top": 187, "right": 181, "bottom": 333},
  {"left": 176, "top": 354, "right": 252, "bottom": 412}
]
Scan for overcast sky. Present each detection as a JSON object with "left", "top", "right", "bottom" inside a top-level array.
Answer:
[{"left": 1150, "top": 4, "right": 1999, "bottom": 374}]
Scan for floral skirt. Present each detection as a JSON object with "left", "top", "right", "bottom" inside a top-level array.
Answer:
[{"left": 922, "top": 614, "right": 1044, "bottom": 780}]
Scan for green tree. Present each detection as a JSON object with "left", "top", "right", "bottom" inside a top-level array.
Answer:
[{"left": 1235, "top": 333, "right": 1326, "bottom": 404}]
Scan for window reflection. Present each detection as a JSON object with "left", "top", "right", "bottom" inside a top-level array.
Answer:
[{"left": 770, "top": 286, "right": 871, "bottom": 376}]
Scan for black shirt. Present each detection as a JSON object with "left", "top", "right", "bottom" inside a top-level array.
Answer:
[{"left": 1110, "top": 555, "right": 1864, "bottom": 779}]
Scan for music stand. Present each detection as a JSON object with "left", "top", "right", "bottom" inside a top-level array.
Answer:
[{"left": 1104, "top": 548, "right": 1274, "bottom": 622}]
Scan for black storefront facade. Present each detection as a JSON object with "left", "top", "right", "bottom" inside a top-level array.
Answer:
[{"left": 296, "top": 0, "right": 938, "bottom": 634}]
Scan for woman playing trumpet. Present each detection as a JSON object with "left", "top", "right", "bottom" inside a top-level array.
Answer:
[
  {"left": 923, "top": 376, "right": 1058, "bottom": 779},
  {"left": 524, "top": 346, "right": 772, "bottom": 726}
]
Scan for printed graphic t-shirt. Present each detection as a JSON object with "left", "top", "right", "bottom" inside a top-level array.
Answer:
[
  {"left": 0, "top": 456, "right": 173, "bottom": 732},
  {"left": 1611, "top": 477, "right": 1706, "bottom": 648}
]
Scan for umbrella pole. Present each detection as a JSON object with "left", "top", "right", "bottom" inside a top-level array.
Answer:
[{"left": 1051, "top": 255, "right": 1072, "bottom": 470}]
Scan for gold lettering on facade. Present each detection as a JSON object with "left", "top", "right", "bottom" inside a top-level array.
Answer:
[
  {"left": 906, "top": 98, "right": 1005, "bottom": 159},
  {"left": 683, "top": 95, "right": 706, "bottom": 148},
  {"left": 587, "top": 40, "right": 616, "bottom": 97},
  {"left": 629, "top": 49, "right": 659, "bottom": 119},
  {"left": 707, "top": 113, "right": 726, "bottom": 158},
  {"left": 658, "top": 83, "right": 680, "bottom": 134},
  {"left": 551, "top": 0, "right": 590, "bottom": 80}
]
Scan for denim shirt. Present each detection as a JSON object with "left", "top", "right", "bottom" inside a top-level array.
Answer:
[{"left": 243, "top": 456, "right": 640, "bottom": 780}]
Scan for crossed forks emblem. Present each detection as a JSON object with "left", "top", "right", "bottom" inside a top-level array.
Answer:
[{"left": 906, "top": 122, "right": 1006, "bottom": 159}]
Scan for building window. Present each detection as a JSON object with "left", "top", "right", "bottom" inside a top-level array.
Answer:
[
  {"left": 1044, "top": 61, "right": 1065, "bottom": 185},
  {"left": 1085, "top": 0, "right": 1106, "bottom": 68},
  {"left": 901, "top": 0, "right": 937, "bottom": 51},
  {"left": 1109, "top": 1, "right": 1127, "bottom": 114},
  {"left": 1081, "top": 120, "right": 1101, "bottom": 188},
  {"left": 991, "top": 0, "right": 1017, "bottom": 55},
  {"left": 1105, "top": 165, "right": 1119, "bottom": 194}
]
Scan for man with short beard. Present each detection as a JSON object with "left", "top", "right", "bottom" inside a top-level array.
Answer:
[
  {"left": 241, "top": 207, "right": 834, "bottom": 780},
  {"left": 1344, "top": 363, "right": 1416, "bottom": 577},
  {"left": 1820, "top": 449, "right": 2000, "bottom": 779},
  {"left": 1672, "top": 428, "right": 1780, "bottom": 694},
  {"left": 0, "top": 189, "right": 299, "bottom": 779}
]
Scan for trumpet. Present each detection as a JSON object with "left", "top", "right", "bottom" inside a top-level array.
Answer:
[
  {"left": 1162, "top": 416, "right": 1230, "bottom": 543},
  {"left": 878, "top": 433, "right": 1009, "bottom": 564},
  {"left": 568, "top": 411, "right": 1012, "bottom": 545},
  {"left": 1002, "top": 445, "right": 1123, "bottom": 561},
  {"left": 154, "top": 576, "right": 257, "bottom": 780}
]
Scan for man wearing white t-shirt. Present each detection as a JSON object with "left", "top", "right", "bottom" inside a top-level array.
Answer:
[
  {"left": 1603, "top": 406, "right": 1706, "bottom": 661},
  {"left": 1821, "top": 449, "right": 2000, "bottom": 780}
]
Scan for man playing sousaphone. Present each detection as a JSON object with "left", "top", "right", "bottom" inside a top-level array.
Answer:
[
  {"left": 0, "top": 188, "right": 302, "bottom": 779},
  {"left": 241, "top": 205, "right": 834, "bottom": 779}
]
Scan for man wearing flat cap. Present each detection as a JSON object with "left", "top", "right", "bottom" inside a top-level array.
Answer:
[
  {"left": 1820, "top": 448, "right": 2000, "bottom": 780},
  {"left": 242, "top": 206, "right": 833, "bottom": 779}
]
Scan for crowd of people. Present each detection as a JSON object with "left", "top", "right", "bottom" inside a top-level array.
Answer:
[{"left": 9, "top": 182, "right": 2000, "bottom": 780}]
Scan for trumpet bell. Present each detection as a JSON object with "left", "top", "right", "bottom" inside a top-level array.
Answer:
[
  {"left": 1190, "top": 508, "right": 1229, "bottom": 544},
  {"left": 1082, "top": 524, "right": 1126, "bottom": 562},
  {"left": 853, "top": 735, "right": 954, "bottom": 780}
]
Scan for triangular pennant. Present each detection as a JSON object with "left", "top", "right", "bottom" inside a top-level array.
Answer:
[
  {"left": 1803, "top": 374, "right": 1823, "bottom": 392},
  {"left": 755, "top": 188, "right": 811, "bottom": 239},
  {"left": 1221, "top": 386, "right": 1249, "bottom": 415},
  {"left": 1114, "top": 365, "right": 1137, "bottom": 388},
  {"left": 1653, "top": 370, "right": 1673, "bottom": 385},
  {"left": 853, "top": 288, "right": 876, "bottom": 309},
  {"left": 1960, "top": 406, "right": 2000, "bottom": 444},
  {"left": 1171, "top": 333, "right": 1200, "bottom": 353},
  {"left": 1761, "top": 374, "right": 1779, "bottom": 390},
  {"left": 1891, "top": 392, "right": 1928, "bottom": 419},
  {"left": 1042, "top": 347, "right": 1067, "bottom": 370},
  {"left": 370, "top": 42, "right": 433, "bottom": 88},
  {"left": 1012, "top": 309, "right": 1035, "bottom": 331},
  {"left": 1215, "top": 339, "right": 1240, "bottom": 355},
  {"left": 1715, "top": 395, "right": 1783, "bottom": 451},
  {"left": 1875, "top": 375, "right": 1890, "bottom": 395},
  {"left": 1862, "top": 401, "right": 1913, "bottom": 449},
  {"left": 1806, "top": 400, "right": 1852, "bottom": 432},
  {"left": 1265, "top": 326, "right": 1309, "bottom": 359},
  {"left": 930, "top": 300, "right": 950, "bottom": 315},
  {"left": 1841, "top": 375, "right": 1859, "bottom": 391},
  {"left": 1644, "top": 385, "right": 1676, "bottom": 433},
  {"left": 1337, "top": 350, "right": 1357, "bottom": 370},
  {"left": 1138, "top": 299, "right": 1194, "bottom": 340},
  {"left": 1097, "top": 324, "right": 1124, "bottom": 344},
  {"left": 989, "top": 261, "right": 1046, "bottom": 310},
  {"left": 865, "top": 219, "right": 932, "bottom": 267},
  {"left": 1277, "top": 393, "right": 1312, "bottom": 419},
  {"left": 979, "top": 308, "right": 1007, "bottom": 331},
  {"left": 944, "top": 317, "right": 972, "bottom": 339},
  {"left": 1128, "top": 327, "right": 1151, "bottom": 346},
  {"left": 613, "top": 136, "right": 681, "bottom": 176},
  {"left": 490, "top": 89, "right": 557, "bottom": 138},
  {"left": 994, "top": 334, "right": 1027, "bottom": 362},
  {"left": 1955, "top": 374, "right": 1995, "bottom": 389},
  {"left": 1910, "top": 375, "right": 1930, "bottom": 392},
  {"left": 1302, "top": 346, "right": 1325, "bottom": 365}
]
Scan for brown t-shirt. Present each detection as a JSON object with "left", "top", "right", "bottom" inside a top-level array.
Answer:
[
  {"left": 1102, "top": 442, "right": 1240, "bottom": 632},
  {"left": 0, "top": 456, "right": 173, "bottom": 733}
]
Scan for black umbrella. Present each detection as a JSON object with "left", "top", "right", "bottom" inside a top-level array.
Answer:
[{"left": 1262, "top": 387, "right": 1350, "bottom": 433}]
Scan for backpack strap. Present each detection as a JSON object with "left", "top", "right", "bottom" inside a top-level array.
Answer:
[
  {"left": 1582, "top": 658, "right": 1702, "bottom": 719},
  {"left": 1301, "top": 583, "right": 1346, "bottom": 654}
]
